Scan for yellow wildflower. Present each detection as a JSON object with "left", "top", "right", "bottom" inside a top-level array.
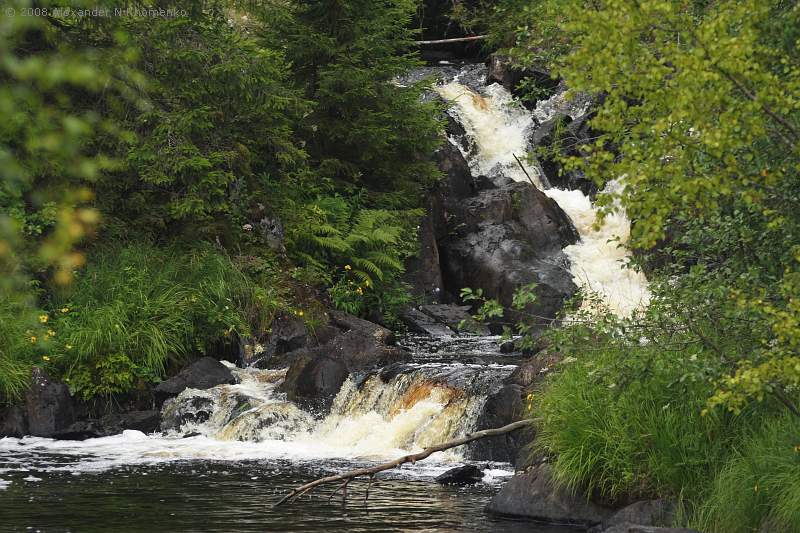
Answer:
[
  {"left": 794, "top": 444, "right": 800, "bottom": 453},
  {"left": 298, "top": 310, "right": 304, "bottom": 317},
  {"left": 356, "top": 287, "right": 363, "bottom": 295},
  {"left": 65, "top": 344, "right": 73, "bottom": 351},
  {"left": 47, "top": 330, "right": 56, "bottom": 338},
  {"left": 38, "top": 314, "right": 49, "bottom": 324},
  {"left": 30, "top": 336, "right": 37, "bottom": 344},
  {"left": 61, "top": 307, "right": 70, "bottom": 313},
  {"left": 42, "top": 356, "right": 50, "bottom": 362},
  {"left": 344, "top": 265, "right": 351, "bottom": 271}
]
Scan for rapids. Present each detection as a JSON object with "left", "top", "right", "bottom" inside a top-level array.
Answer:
[{"left": 436, "top": 65, "right": 650, "bottom": 316}]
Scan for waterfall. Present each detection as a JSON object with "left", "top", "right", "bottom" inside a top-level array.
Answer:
[
  {"left": 436, "top": 66, "right": 650, "bottom": 317},
  {"left": 162, "top": 363, "right": 510, "bottom": 461}
]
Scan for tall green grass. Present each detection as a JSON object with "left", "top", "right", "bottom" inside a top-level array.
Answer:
[
  {"left": 49, "top": 242, "right": 280, "bottom": 398},
  {"left": 695, "top": 414, "right": 800, "bottom": 533},
  {"left": 534, "top": 344, "right": 742, "bottom": 504},
  {"left": 0, "top": 296, "right": 41, "bottom": 402}
]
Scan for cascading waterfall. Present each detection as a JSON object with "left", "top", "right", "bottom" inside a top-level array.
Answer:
[
  {"left": 436, "top": 66, "right": 650, "bottom": 317},
  {"left": 163, "top": 362, "right": 510, "bottom": 461}
]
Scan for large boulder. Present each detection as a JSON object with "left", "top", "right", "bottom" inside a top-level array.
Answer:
[
  {"left": 25, "top": 368, "right": 75, "bottom": 437},
  {"left": 486, "top": 464, "right": 613, "bottom": 527},
  {"left": 437, "top": 174, "right": 579, "bottom": 326},
  {"left": 469, "top": 384, "right": 532, "bottom": 463},
  {"left": 279, "top": 312, "right": 410, "bottom": 411},
  {"left": 154, "top": 357, "right": 235, "bottom": 405}
]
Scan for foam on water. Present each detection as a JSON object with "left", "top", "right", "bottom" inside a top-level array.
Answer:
[{"left": 0, "top": 364, "right": 514, "bottom": 482}]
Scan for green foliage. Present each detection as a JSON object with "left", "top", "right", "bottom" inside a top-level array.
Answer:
[
  {"left": 48, "top": 242, "right": 277, "bottom": 399},
  {"left": 256, "top": 0, "right": 442, "bottom": 193},
  {"left": 696, "top": 415, "right": 800, "bottom": 533},
  {"left": 0, "top": 295, "right": 45, "bottom": 403}
]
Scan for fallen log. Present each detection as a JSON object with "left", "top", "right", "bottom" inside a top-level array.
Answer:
[
  {"left": 274, "top": 418, "right": 533, "bottom": 507},
  {"left": 415, "top": 35, "right": 487, "bottom": 46}
]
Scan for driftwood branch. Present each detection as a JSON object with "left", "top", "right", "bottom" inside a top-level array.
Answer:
[
  {"left": 415, "top": 35, "right": 487, "bottom": 46},
  {"left": 513, "top": 153, "right": 538, "bottom": 189},
  {"left": 274, "top": 419, "right": 533, "bottom": 507}
]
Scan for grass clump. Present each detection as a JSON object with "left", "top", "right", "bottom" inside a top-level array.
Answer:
[
  {"left": 47, "top": 242, "right": 280, "bottom": 399},
  {"left": 695, "top": 414, "right": 800, "bottom": 533}
]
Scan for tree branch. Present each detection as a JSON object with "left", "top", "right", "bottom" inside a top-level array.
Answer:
[
  {"left": 273, "top": 419, "right": 533, "bottom": 507},
  {"left": 415, "top": 35, "right": 487, "bottom": 46}
]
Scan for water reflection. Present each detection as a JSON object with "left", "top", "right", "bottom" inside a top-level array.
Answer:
[{"left": 0, "top": 460, "right": 581, "bottom": 532}]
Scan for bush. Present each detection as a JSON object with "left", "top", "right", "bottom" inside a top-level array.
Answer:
[{"left": 47, "top": 242, "right": 280, "bottom": 399}]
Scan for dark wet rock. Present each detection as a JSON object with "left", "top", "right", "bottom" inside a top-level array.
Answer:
[
  {"left": 437, "top": 177, "right": 579, "bottom": 328},
  {"left": 400, "top": 307, "right": 455, "bottom": 337},
  {"left": 111, "top": 410, "right": 162, "bottom": 434},
  {"left": 0, "top": 405, "right": 28, "bottom": 437},
  {"left": 500, "top": 340, "right": 516, "bottom": 353},
  {"left": 404, "top": 195, "right": 446, "bottom": 304},
  {"left": 160, "top": 395, "right": 216, "bottom": 432},
  {"left": 280, "top": 313, "right": 410, "bottom": 411},
  {"left": 329, "top": 311, "right": 394, "bottom": 344},
  {"left": 435, "top": 464, "right": 483, "bottom": 485},
  {"left": 589, "top": 500, "right": 678, "bottom": 533},
  {"left": 531, "top": 112, "right": 598, "bottom": 197},
  {"left": 25, "top": 368, "right": 75, "bottom": 437},
  {"left": 470, "top": 384, "right": 532, "bottom": 462},
  {"left": 52, "top": 420, "right": 105, "bottom": 440},
  {"left": 266, "top": 313, "right": 310, "bottom": 357},
  {"left": 154, "top": 357, "right": 235, "bottom": 406},
  {"left": 486, "top": 464, "right": 613, "bottom": 526},
  {"left": 486, "top": 53, "right": 560, "bottom": 104},
  {"left": 504, "top": 351, "right": 562, "bottom": 388},
  {"left": 280, "top": 352, "right": 349, "bottom": 412},
  {"left": 600, "top": 527, "right": 699, "bottom": 533},
  {"left": 417, "top": 304, "right": 490, "bottom": 335}
]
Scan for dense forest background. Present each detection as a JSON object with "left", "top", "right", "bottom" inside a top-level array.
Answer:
[{"left": 2, "top": 1, "right": 799, "bottom": 531}]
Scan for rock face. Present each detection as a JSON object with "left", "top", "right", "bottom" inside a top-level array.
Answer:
[
  {"left": 418, "top": 139, "right": 578, "bottom": 326},
  {"left": 154, "top": 357, "right": 235, "bottom": 405},
  {"left": 279, "top": 312, "right": 411, "bottom": 411},
  {"left": 25, "top": 368, "right": 76, "bottom": 437},
  {"left": 529, "top": 104, "right": 598, "bottom": 196},
  {"left": 435, "top": 464, "right": 483, "bottom": 485},
  {"left": 470, "top": 384, "right": 531, "bottom": 463},
  {"left": 486, "top": 464, "right": 613, "bottom": 527}
]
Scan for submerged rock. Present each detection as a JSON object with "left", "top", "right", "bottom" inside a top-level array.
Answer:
[
  {"left": 435, "top": 464, "right": 483, "bottom": 486},
  {"left": 154, "top": 357, "right": 235, "bottom": 405},
  {"left": 486, "top": 464, "right": 613, "bottom": 527}
]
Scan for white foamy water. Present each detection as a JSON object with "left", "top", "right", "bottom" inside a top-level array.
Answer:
[
  {"left": 0, "top": 365, "right": 514, "bottom": 482},
  {"left": 436, "top": 71, "right": 650, "bottom": 316}
]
